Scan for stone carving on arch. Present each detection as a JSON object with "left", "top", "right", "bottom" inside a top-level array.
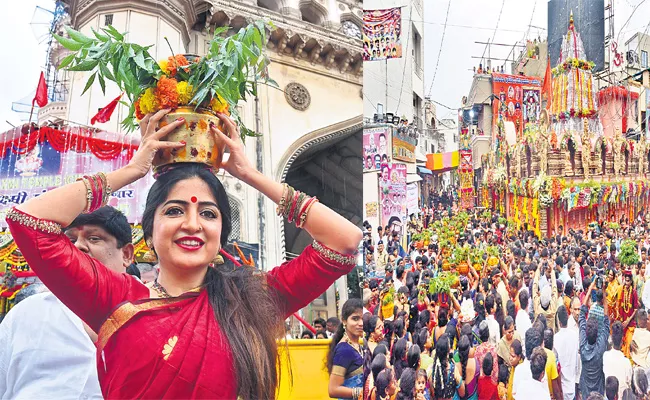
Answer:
[
  {"left": 275, "top": 115, "right": 363, "bottom": 261},
  {"left": 339, "top": 12, "right": 362, "bottom": 31},
  {"left": 299, "top": 0, "right": 329, "bottom": 26}
]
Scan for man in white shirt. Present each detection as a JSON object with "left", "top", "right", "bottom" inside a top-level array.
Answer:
[
  {"left": 514, "top": 345, "right": 551, "bottom": 400},
  {"left": 375, "top": 241, "right": 388, "bottom": 276},
  {"left": 0, "top": 207, "right": 135, "bottom": 399},
  {"left": 516, "top": 290, "right": 532, "bottom": 353},
  {"left": 554, "top": 305, "right": 580, "bottom": 400},
  {"left": 603, "top": 321, "right": 633, "bottom": 398}
]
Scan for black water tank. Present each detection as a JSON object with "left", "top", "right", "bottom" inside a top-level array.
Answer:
[{"left": 548, "top": 0, "right": 605, "bottom": 72}]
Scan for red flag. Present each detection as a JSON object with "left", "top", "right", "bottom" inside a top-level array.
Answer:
[
  {"left": 32, "top": 72, "right": 48, "bottom": 108},
  {"left": 542, "top": 56, "right": 552, "bottom": 111},
  {"left": 91, "top": 94, "right": 123, "bottom": 125}
]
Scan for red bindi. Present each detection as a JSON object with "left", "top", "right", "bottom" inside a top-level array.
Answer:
[{"left": 190, "top": 196, "right": 198, "bottom": 203}]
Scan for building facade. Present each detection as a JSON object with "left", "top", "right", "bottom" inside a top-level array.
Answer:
[
  {"left": 362, "top": 0, "right": 424, "bottom": 130},
  {"left": 41, "top": 0, "right": 363, "bottom": 323}
]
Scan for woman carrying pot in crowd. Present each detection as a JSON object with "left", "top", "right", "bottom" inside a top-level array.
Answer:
[{"left": 6, "top": 109, "right": 362, "bottom": 399}]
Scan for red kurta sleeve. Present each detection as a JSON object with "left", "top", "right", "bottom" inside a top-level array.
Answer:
[
  {"left": 266, "top": 240, "right": 358, "bottom": 318},
  {"left": 6, "top": 208, "right": 148, "bottom": 332}
]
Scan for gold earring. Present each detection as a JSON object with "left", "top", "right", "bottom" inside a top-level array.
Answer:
[
  {"left": 146, "top": 240, "right": 153, "bottom": 250},
  {"left": 213, "top": 255, "right": 225, "bottom": 265}
]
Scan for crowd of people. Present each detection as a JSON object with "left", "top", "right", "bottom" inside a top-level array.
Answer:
[{"left": 341, "top": 203, "right": 650, "bottom": 400}]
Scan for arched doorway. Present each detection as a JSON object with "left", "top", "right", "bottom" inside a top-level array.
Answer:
[{"left": 277, "top": 117, "right": 362, "bottom": 329}]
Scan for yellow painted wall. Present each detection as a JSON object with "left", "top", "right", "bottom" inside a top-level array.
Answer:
[{"left": 277, "top": 339, "right": 332, "bottom": 400}]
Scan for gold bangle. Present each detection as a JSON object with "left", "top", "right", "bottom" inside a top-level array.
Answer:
[
  {"left": 76, "top": 176, "right": 93, "bottom": 213},
  {"left": 97, "top": 172, "right": 112, "bottom": 206},
  {"left": 284, "top": 186, "right": 296, "bottom": 219},
  {"left": 277, "top": 183, "right": 290, "bottom": 216}
]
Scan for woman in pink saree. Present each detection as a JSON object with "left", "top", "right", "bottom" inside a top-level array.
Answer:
[{"left": 7, "top": 110, "right": 362, "bottom": 399}]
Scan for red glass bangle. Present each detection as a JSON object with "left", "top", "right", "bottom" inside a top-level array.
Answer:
[
  {"left": 82, "top": 175, "right": 99, "bottom": 212},
  {"left": 297, "top": 197, "right": 316, "bottom": 228}
]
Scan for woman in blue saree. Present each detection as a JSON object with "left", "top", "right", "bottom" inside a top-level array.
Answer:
[{"left": 327, "top": 298, "right": 364, "bottom": 400}]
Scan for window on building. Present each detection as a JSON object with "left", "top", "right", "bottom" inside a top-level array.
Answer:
[
  {"left": 299, "top": 1, "right": 326, "bottom": 25},
  {"left": 104, "top": 14, "right": 113, "bottom": 26},
  {"left": 412, "top": 25, "right": 422, "bottom": 77},
  {"left": 642, "top": 50, "right": 648, "bottom": 68},
  {"left": 257, "top": 0, "right": 281, "bottom": 12},
  {"left": 228, "top": 196, "right": 241, "bottom": 241}
]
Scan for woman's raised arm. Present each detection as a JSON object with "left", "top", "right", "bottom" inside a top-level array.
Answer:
[{"left": 15, "top": 110, "right": 185, "bottom": 225}]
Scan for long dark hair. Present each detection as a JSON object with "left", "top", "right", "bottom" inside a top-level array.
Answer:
[
  {"left": 407, "top": 343, "right": 421, "bottom": 369},
  {"left": 396, "top": 368, "right": 417, "bottom": 400},
  {"left": 327, "top": 298, "right": 363, "bottom": 373},
  {"left": 371, "top": 354, "right": 387, "bottom": 384},
  {"left": 142, "top": 164, "right": 282, "bottom": 399},
  {"left": 458, "top": 335, "right": 471, "bottom": 381},
  {"left": 392, "top": 337, "right": 409, "bottom": 379},
  {"left": 432, "top": 333, "right": 451, "bottom": 399},
  {"left": 375, "top": 368, "right": 394, "bottom": 399}
]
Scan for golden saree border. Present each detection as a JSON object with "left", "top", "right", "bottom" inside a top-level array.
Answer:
[
  {"left": 331, "top": 365, "right": 363, "bottom": 379},
  {"left": 347, "top": 366, "right": 363, "bottom": 378},
  {"left": 97, "top": 292, "right": 200, "bottom": 352}
]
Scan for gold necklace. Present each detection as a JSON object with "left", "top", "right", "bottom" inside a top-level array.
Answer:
[
  {"left": 345, "top": 334, "right": 363, "bottom": 357},
  {"left": 152, "top": 279, "right": 172, "bottom": 298},
  {"left": 623, "top": 285, "right": 633, "bottom": 314}
]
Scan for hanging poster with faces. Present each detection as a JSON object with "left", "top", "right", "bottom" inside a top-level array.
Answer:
[
  {"left": 379, "top": 163, "right": 407, "bottom": 239},
  {"left": 363, "top": 7, "right": 403, "bottom": 61},
  {"left": 491, "top": 73, "right": 542, "bottom": 138},
  {"left": 363, "top": 127, "right": 390, "bottom": 171}
]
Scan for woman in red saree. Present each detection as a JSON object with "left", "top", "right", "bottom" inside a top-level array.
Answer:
[{"left": 6, "top": 110, "right": 362, "bottom": 399}]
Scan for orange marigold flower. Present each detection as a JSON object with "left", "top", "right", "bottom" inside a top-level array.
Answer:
[
  {"left": 167, "top": 54, "right": 189, "bottom": 77},
  {"left": 134, "top": 98, "right": 145, "bottom": 120},
  {"left": 156, "top": 76, "right": 179, "bottom": 110}
]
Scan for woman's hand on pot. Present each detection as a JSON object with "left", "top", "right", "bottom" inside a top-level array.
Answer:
[
  {"left": 210, "top": 112, "right": 254, "bottom": 181},
  {"left": 127, "top": 109, "right": 186, "bottom": 178}
]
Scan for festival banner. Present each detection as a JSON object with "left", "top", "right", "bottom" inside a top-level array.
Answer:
[
  {"left": 392, "top": 128, "right": 416, "bottom": 163},
  {"left": 363, "top": 127, "right": 390, "bottom": 171},
  {"left": 392, "top": 137, "right": 415, "bottom": 163},
  {"left": 379, "top": 163, "right": 407, "bottom": 239},
  {"left": 458, "top": 128, "right": 474, "bottom": 210},
  {"left": 0, "top": 127, "right": 152, "bottom": 228},
  {"left": 365, "top": 201, "right": 378, "bottom": 218},
  {"left": 406, "top": 183, "right": 419, "bottom": 216},
  {"left": 492, "top": 73, "right": 542, "bottom": 138},
  {"left": 363, "top": 7, "right": 402, "bottom": 61}
]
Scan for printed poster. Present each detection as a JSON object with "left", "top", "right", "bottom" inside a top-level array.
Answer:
[
  {"left": 492, "top": 73, "right": 542, "bottom": 137},
  {"left": 365, "top": 202, "right": 378, "bottom": 218},
  {"left": 0, "top": 128, "right": 153, "bottom": 228},
  {"left": 363, "top": 127, "right": 390, "bottom": 171},
  {"left": 363, "top": 7, "right": 402, "bottom": 61},
  {"left": 406, "top": 183, "right": 419, "bottom": 216},
  {"left": 392, "top": 128, "right": 416, "bottom": 163},
  {"left": 379, "top": 163, "right": 407, "bottom": 240}
]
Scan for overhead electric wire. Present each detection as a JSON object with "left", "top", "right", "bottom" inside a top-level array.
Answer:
[
  {"left": 426, "top": 0, "right": 451, "bottom": 98},
  {"left": 616, "top": 0, "right": 649, "bottom": 45},
  {"left": 394, "top": 5, "right": 414, "bottom": 116}
]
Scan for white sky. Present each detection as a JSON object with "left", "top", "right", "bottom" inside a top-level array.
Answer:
[
  {"left": 2, "top": 1, "right": 649, "bottom": 130},
  {"left": 424, "top": 0, "right": 650, "bottom": 120},
  {"left": 0, "top": 0, "right": 57, "bottom": 132}
]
